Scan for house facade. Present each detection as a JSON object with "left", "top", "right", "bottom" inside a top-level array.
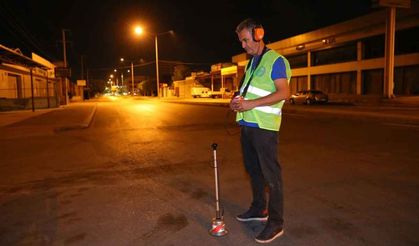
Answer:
[{"left": 0, "top": 44, "right": 60, "bottom": 111}]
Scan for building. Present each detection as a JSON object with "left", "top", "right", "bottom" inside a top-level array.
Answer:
[
  {"left": 230, "top": 5, "right": 419, "bottom": 102},
  {"left": 0, "top": 44, "right": 60, "bottom": 111}
]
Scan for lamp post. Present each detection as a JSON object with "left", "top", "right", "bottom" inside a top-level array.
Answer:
[
  {"left": 154, "top": 30, "right": 174, "bottom": 98},
  {"left": 109, "top": 74, "right": 114, "bottom": 86},
  {"left": 121, "top": 57, "right": 136, "bottom": 95},
  {"left": 113, "top": 69, "right": 118, "bottom": 86},
  {"left": 119, "top": 58, "right": 126, "bottom": 90},
  {"left": 133, "top": 26, "right": 173, "bottom": 98},
  {"left": 155, "top": 35, "right": 159, "bottom": 97},
  {"left": 131, "top": 62, "right": 134, "bottom": 95},
  {"left": 109, "top": 74, "right": 114, "bottom": 94}
]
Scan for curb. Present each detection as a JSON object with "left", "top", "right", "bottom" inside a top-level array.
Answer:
[
  {"left": 83, "top": 103, "right": 97, "bottom": 128},
  {"left": 53, "top": 103, "right": 98, "bottom": 132}
]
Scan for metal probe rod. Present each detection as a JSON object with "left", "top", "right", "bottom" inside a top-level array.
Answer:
[{"left": 212, "top": 143, "right": 221, "bottom": 219}]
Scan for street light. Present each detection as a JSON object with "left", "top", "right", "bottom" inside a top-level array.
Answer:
[
  {"left": 154, "top": 30, "right": 174, "bottom": 98},
  {"left": 119, "top": 58, "right": 125, "bottom": 89},
  {"left": 133, "top": 25, "right": 174, "bottom": 98},
  {"left": 121, "top": 57, "right": 136, "bottom": 96},
  {"left": 109, "top": 74, "right": 114, "bottom": 89},
  {"left": 130, "top": 62, "right": 134, "bottom": 95},
  {"left": 118, "top": 58, "right": 123, "bottom": 92},
  {"left": 113, "top": 69, "right": 118, "bottom": 86}
]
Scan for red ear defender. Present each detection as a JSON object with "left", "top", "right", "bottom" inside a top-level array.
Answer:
[{"left": 253, "top": 26, "right": 264, "bottom": 42}]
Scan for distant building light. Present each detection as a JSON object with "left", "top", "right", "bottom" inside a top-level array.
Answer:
[
  {"left": 296, "top": 44, "right": 305, "bottom": 50},
  {"left": 322, "top": 38, "right": 335, "bottom": 45}
]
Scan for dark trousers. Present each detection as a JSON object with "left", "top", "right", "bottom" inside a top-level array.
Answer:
[{"left": 240, "top": 126, "right": 284, "bottom": 226}]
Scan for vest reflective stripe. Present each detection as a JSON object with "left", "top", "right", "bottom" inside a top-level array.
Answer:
[
  {"left": 246, "top": 86, "right": 285, "bottom": 115},
  {"left": 247, "top": 85, "right": 271, "bottom": 97},
  {"left": 254, "top": 105, "right": 282, "bottom": 115}
]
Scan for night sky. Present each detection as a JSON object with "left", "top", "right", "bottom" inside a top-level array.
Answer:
[{"left": 1, "top": 0, "right": 373, "bottom": 79}]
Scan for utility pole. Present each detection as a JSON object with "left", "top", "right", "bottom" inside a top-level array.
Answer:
[
  {"left": 86, "top": 68, "right": 90, "bottom": 99},
  {"left": 155, "top": 35, "right": 160, "bottom": 98},
  {"left": 62, "top": 29, "right": 69, "bottom": 104},
  {"left": 62, "top": 30, "right": 67, "bottom": 68},
  {"left": 131, "top": 61, "right": 134, "bottom": 95},
  {"left": 81, "top": 55, "right": 84, "bottom": 79}
]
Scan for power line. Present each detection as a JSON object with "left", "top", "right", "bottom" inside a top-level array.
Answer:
[
  {"left": 0, "top": 2, "right": 56, "bottom": 60},
  {"left": 159, "top": 60, "right": 212, "bottom": 65}
]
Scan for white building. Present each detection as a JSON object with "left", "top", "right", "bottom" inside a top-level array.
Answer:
[
  {"left": 0, "top": 44, "right": 60, "bottom": 110},
  {"left": 231, "top": 5, "right": 419, "bottom": 102}
]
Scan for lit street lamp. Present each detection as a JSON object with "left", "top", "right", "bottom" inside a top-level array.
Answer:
[
  {"left": 133, "top": 25, "right": 174, "bottom": 98},
  {"left": 109, "top": 74, "right": 114, "bottom": 86},
  {"left": 119, "top": 58, "right": 125, "bottom": 89},
  {"left": 131, "top": 62, "right": 134, "bottom": 95},
  {"left": 154, "top": 30, "right": 174, "bottom": 98},
  {"left": 121, "top": 57, "right": 136, "bottom": 95},
  {"left": 113, "top": 69, "right": 119, "bottom": 86}
]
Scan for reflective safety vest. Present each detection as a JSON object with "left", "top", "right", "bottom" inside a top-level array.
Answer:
[{"left": 236, "top": 50, "right": 291, "bottom": 131}]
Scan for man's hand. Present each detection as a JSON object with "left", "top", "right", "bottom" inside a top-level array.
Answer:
[
  {"left": 230, "top": 78, "right": 289, "bottom": 112},
  {"left": 230, "top": 96, "right": 243, "bottom": 111},
  {"left": 230, "top": 96, "right": 254, "bottom": 112}
]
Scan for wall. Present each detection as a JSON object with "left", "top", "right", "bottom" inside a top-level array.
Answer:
[{"left": 0, "top": 64, "right": 59, "bottom": 110}]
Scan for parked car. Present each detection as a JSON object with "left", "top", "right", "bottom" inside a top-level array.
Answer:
[
  {"left": 191, "top": 87, "right": 210, "bottom": 98},
  {"left": 289, "top": 90, "right": 328, "bottom": 104}
]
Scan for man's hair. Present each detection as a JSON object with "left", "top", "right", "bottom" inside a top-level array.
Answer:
[{"left": 235, "top": 18, "right": 262, "bottom": 34}]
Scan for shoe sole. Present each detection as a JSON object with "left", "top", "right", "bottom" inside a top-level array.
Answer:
[
  {"left": 236, "top": 216, "right": 268, "bottom": 222},
  {"left": 255, "top": 230, "right": 284, "bottom": 244}
]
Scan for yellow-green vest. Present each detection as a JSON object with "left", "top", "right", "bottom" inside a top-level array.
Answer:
[{"left": 236, "top": 50, "right": 291, "bottom": 131}]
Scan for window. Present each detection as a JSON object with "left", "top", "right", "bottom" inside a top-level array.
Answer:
[
  {"left": 363, "top": 34, "right": 384, "bottom": 59},
  {"left": 312, "top": 43, "right": 357, "bottom": 66},
  {"left": 395, "top": 26, "right": 419, "bottom": 55},
  {"left": 312, "top": 72, "right": 356, "bottom": 94},
  {"left": 362, "top": 69, "right": 383, "bottom": 95},
  {"left": 394, "top": 65, "right": 419, "bottom": 95},
  {"left": 287, "top": 53, "right": 307, "bottom": 68},
  {"left": 289, "top": 76, "right": 307, "bottom": 94}
]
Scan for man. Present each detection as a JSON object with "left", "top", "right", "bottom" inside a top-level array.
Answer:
[{"left": 230, "top": 18, "right": 291, "bottom": 244}]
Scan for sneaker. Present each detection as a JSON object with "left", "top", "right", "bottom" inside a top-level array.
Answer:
[
  {"left": 255, "top": 223, "right": 284, "bottom": 244},
  {"left": 236, "top": 208, "right": 268, "bottom": 222}
]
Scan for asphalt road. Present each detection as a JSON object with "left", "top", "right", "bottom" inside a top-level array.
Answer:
[{"left": 0, "top": 97, "right": 418, "bottom": 245}]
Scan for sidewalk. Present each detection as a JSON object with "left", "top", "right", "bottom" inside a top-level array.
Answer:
[
  {"left": 0, "top": 108, "right": 59, "bottom": 128},
  {"left": 0, "top": 102, "right": 97, "bottom": 130}
]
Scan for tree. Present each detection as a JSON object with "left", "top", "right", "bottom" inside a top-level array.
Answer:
[
  {"left": 88, "top": 79, "right": 107, "bottom": 95},
  {"left": 172, "top": 64, "right": 191, "bottom": 81},
  {"left": 138, "top": 79, "right": 155, "bottom": 96}
]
